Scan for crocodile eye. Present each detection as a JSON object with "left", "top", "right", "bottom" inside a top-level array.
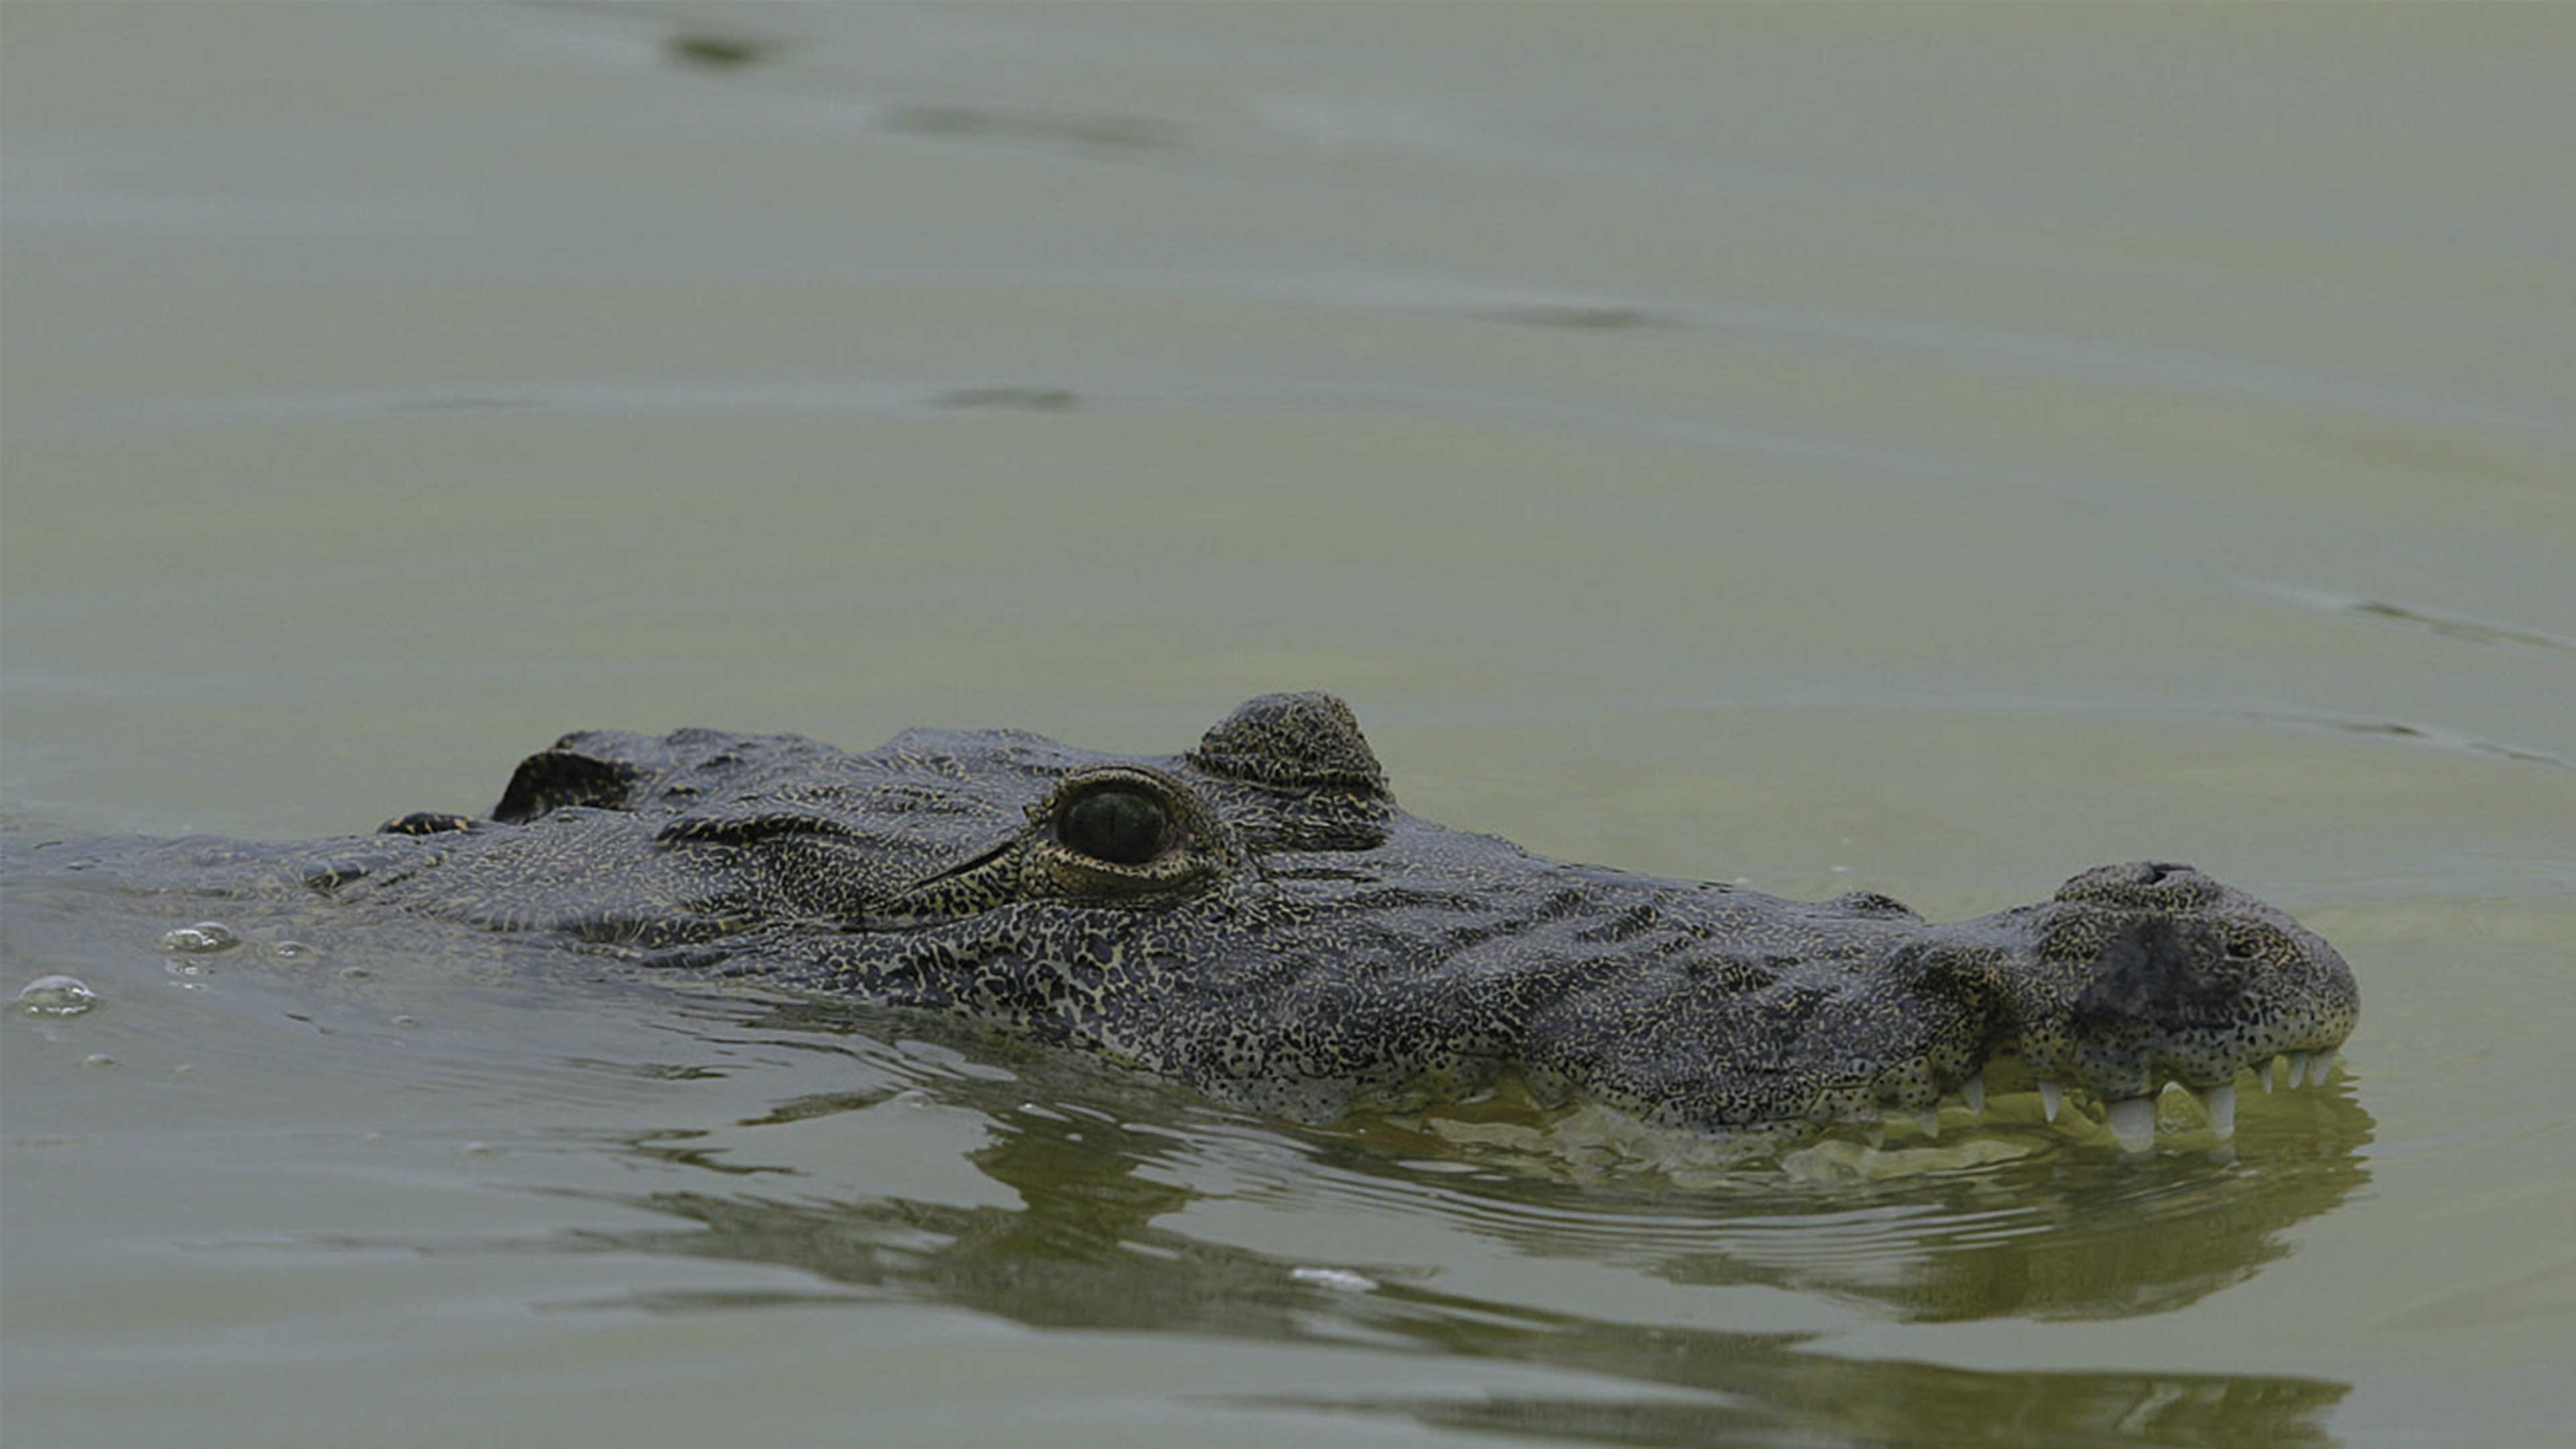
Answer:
[{"left": 1056, "top": 786, "right": 1173, "bottom": 866}]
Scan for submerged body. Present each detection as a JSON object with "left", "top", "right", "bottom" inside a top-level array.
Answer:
[{"left": 29, "top": 693, "right": 2355, "bottom": 1148}]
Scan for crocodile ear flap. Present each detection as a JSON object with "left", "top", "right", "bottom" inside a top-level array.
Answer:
[
  {"left": 491, "top": 748, "right": 642, "bottom": 823},
  {"left": 1188, "top": 692, "right": 1391, "bottom": 799}
]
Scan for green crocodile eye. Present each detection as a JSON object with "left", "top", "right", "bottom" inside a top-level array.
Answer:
[{"left": 1057, "top": 787, "right": 1173, "bottom": 866}]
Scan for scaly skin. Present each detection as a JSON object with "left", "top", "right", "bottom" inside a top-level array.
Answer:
[{"left": 66, "top": 693, "right": 2361, "bottom": 1146}]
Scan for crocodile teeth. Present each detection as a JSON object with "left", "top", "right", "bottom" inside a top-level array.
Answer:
[
  {"left": 2308, "top": 1051, "right": 2335, "bottom": 1086},
  {"left": 1960, "top": 1070, "right": 1986, "bottom": 1116},
  {"left": 1915, "top": 1108, "right": 1941, "bottom": 1138},
  {"left": 2260, "top": 1057, "right": 2277, "bottom": 1093},
  {"left": 2104, "top": 1096, "right": 2157, "bottom": 1152},
  {"left": 2286, "top": 1051, "right": 2312, "bottom": 1088},
  {"left": 2200, "top": 1082, "right": 2237, "bottom": 1140},
  {"left": 2037, "top": 1080, "right": 2064, "bottom": 1122}
]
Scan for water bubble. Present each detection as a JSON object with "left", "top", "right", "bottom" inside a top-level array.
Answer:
[
  {"left": 337, "top": 966, "right": 372, "bottom": 981},
  {"left": 82, "top": 1053, "right": 117, "bottom": 1068},
  {"left": 161, "top": 922, "right": 239, "bottom": 953},
  {"left": 274, "top": 941, "right": 315, "bottom": 959},
  {"left": 389, "top": 1014, "right": 419, "bottom": 1027},
  {"left": 17, "top": 975, "right": 99, "bottom": 1016}
]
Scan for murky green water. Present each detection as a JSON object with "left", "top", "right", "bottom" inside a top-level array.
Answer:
[{"left": 4, "top": 5, "right": 2570, "bottom": 1446}]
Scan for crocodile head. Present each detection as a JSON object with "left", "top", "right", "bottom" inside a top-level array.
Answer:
[{"left": 327, "top": 692, "right": 2357, "bottom": 1149}]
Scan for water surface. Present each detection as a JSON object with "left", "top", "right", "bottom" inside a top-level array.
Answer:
[{"left": 5, "top": 5, "right": 2571, "bottom": 1446}]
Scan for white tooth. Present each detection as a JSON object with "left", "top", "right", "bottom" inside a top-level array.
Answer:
[
  {"left": 2038, "top": 1080, "right": 2064, "bottom": 1122},
  {"left": 2105, "top": 1096, "right": 2157, "bottom": 1152},
  {"left": 2307, "top": 1051, "right": 2334, "bottom": 1087},
  {"left": 2200, "top": 1082, "right": 2237, "bottom": 1140},
  {"left": 1915, "top": 1108, "right": 1941, "bottom": 1138},
  {"left": 2287, "top": 1051, "right": 2312, "bottom": 1088},
  {"left": 2260, "top": 1057, "right": 2276, "bottom": 1093},
  {"left": 1961, "top": 1070, "right": 1986, "bottom": 1115}
]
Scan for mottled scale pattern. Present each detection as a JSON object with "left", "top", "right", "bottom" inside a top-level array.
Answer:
[{"left": 64, "top": 693, "right": 2361, "bottom": 1136}]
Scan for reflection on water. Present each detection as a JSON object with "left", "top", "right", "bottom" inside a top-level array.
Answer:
[
  {"left": 1314, "top": 1104, "right": 2375, "bottom": 1324},
  {"left": 547, "top": 1185, "right": 2347, "bottom": 1448},
  {"left": 484, "top": 1007, "right": 2359, "bottom": 1447},
  {"left": 56, "top": 973, "right": 2334, "bottom": 1447},
  {"left": 743, "top": 1002, "right": 2373, "bottom": 1325}
]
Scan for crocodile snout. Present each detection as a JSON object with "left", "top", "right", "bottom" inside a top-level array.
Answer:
[{"left": 1997, "top": 863, "right": 2357, "bottom": 1150}]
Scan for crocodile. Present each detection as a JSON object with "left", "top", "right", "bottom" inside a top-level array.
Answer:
[{"left": 26, "top": 692, "right": 2357, "bottom": 1150}]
